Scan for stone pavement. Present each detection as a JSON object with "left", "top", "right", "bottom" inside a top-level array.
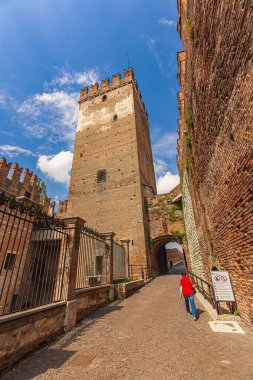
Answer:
[{"left": 2, "top": 274, "right": 253, "bottom": 380}]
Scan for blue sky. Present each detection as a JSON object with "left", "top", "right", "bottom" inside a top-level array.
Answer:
[{"left": 0, "top": 0, "right": 182, "bottom": 205}]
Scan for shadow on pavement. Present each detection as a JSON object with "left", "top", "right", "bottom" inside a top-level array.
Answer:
[
  {"left": 2, "top": 349, "right": 76, "bottom": 380},
  {"left": 1, "top": 303, "right": 124, "bottom": 380}
]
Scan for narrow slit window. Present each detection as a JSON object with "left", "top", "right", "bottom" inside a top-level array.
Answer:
[
  {"left": 102, "top": 94, "right": 107, "bottom": 102},
  {"left": 97, "top": 169, "right": 106, "bottom": 183},
  {"left": 4, "top": 253, "right": 16, "bottom": 270}
]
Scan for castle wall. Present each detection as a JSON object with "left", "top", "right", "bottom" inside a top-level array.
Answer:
[
  {"left": 66, "top": 69, "right": 156, "bottom": 268},
  {"left": 0, "top": 158, "right": 56, "bottom": 313},
  {"left": 177, "top": 0, "right": 253, "bottom": 323},
  {"left": 0, "top": 157, "right": 55, "bottom": 215}
]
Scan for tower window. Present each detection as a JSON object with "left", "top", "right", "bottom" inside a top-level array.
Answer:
[
  {"left": 102, "top": 95, "right": 107, "bottom": 102},
  {"left": 97, "top": 169, "right": 106, "bottom": 183},
  {"left": 24, "top": 191, "right": 31, "bottom": 199},
  {"left": 4, "top": 253, "right": 16, "bottom": 270},
  {"left": 113, "top": 114, "right": 118, "bottom": 121}
]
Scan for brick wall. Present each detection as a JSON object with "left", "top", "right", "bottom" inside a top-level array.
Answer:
[
  {"left": 147, "top": 185, "right": 189, "bottom": 273},
  {"left": 65, "top": 69, "right": 156, "bottom": 268},
  {"left": 147, "top": 185, "right": 185, "bottom": 239},
  {"left": 177, "top": 0, "right": 253, "bottom": 323},
  {"left": 0, "top": 157, "right": 55, "bottom": 214},
  {"left": 166, "top": 248, "right": 184, "bottom": 266}
]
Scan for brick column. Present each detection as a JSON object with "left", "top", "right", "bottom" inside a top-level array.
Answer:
[
  {"left": 120, "top": 239, "right": 130, "bottom": 278},
  {"left": 101, "top": 232, "right": 115, "bottom": 284},
  {"left": 63, "top": 217, "right": 85, "bottom": 300},
  {"left": 62, "top": 217, "right": 85, "bottom": 331}
]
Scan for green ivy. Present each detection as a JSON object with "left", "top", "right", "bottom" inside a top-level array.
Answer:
[
  {"left": 148, "top": 235, "right": 154, "bottom": 245},
  {"left": 185, "top": 131, "right": 192, "bottom": 148},
  {"left": 186, "top": 108, "right": 194, "bottom": 128},
  {"left": 171, "top": 230, "right": 187, "bottom": 243},
  {"left": 186, "top": 19, "right": 198, "bottom": 48}
]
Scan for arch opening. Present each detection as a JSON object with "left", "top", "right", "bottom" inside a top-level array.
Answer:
[{"left": 152, "top": 235, "right": 186, "bottom": 275}]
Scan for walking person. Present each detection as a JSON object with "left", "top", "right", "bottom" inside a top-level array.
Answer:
[{"left": 180, "top": 271, "right": 197, "bottom": 320}]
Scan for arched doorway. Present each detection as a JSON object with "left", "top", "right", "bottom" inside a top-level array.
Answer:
[{"left": 152, "top": 235, "right": 186, "bottom": 274}]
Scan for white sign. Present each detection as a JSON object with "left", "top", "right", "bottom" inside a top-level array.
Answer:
[{"left": 211, "top": 271, "right": 235, "bottom": 302}]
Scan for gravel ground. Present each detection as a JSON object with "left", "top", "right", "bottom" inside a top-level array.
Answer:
[{"left": 2, "top": 273, "right": 253, "bottom": 380}]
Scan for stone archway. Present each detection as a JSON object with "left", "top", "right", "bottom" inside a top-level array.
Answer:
[{"left": 151, "top": 235, "right": 186, "bottom": 274}]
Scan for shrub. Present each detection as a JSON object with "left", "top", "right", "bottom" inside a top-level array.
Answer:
[
  {"left": 148, "top": 235, "right": 154, "bottom": 245},
  {"left": 186, "top": 19, "right": 198, "bottom": 48},
  {"left": 186, "top": 108, "right": 194, "bottom": 128},
  {"left": 185, "top": 131, "right": 192, "bottom": 147}
]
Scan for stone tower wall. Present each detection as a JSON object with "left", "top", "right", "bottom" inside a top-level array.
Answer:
[
  {"left": 177, "top": 0, "right": 253, "bottom": 323},
  {"left": 66, "top": 69, "right": 157, "bottom": 268}
]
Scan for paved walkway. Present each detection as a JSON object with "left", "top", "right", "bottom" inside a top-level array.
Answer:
[{"left": 3, "top": 274, "right": 253, "bottom": 380}]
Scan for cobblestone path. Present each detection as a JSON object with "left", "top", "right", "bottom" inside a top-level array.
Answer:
[{"left": 3, "top": 274, "right": 253, "bottom": 380}]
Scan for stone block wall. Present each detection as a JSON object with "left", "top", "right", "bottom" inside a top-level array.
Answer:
[
  {"left": 117, "top": 279, "right": 145, "bottom": 299},
  {"left": 0, "top": 303, "right": 66, "bottom": 371},
  {"left": 75, "top": 285, "right": 111, "bottom": 322},
  {"left": 177, "top": 0, "right": 253, "bottom": 323}
]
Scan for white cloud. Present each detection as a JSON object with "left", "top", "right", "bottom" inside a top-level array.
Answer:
[
  {"left": 36, "top": 151, "right": 73, "bottom": 185},
  {"left": 17, "top": 67, "right": 99, "bottom": 145},
  {"left": 158, "top": 17, "right": 177, "bottom": 27},
  {"left": 156, "top": 171, "right": 180, "bottom": 195},
  {"left": 152, "top": 132, "right": 178, "bottom": 158},
  {"left": 141, "top": 33, "right": 177, "bottom": 76},
  {"left": 0, "top": 144, "right": 35, "bottom": 158},
  {"left": 165, "top": 242, "right": 183, "bottom": 252},
  {"left": 18, "top": 91, "right": 79, "bottom": 144},
  {"left": 0, "top": 93, "right": 6, "bottom": 108},
  {"left": 47, "top": 68, "right": 99, "bottom": 88},
  {"left": 154, "top": 159, "right": 168, "bottom": 177}
]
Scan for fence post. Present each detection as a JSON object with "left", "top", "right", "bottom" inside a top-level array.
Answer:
[
  {"left": 62, "top": 217, "right": 85, "bottom": 331},
  {"left": 101, "top": 232, "right": 115, "bottom": 284},
  {"left": 120, "top": 239, "right": 130, "bottom": 278}
]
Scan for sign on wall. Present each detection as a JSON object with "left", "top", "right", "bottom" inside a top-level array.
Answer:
[{"left": 211, "top": 271, "right": 235, "bottom": 302}]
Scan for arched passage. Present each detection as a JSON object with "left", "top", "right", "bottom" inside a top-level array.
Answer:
[{"left": 152, "top": 235, "right": 186, "bottom": 274}]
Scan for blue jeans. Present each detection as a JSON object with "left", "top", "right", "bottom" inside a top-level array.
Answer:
[{"left": 184, "top": 295, "right": 196, "bottom": 318}]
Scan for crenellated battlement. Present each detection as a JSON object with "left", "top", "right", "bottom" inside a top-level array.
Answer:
[
  {"left": 57, "top": 200, "right": 68, "bottom": 216},
  {"left": 79, "top": 68, "right": 148, "bottom": 120},
  {"left": 0, "top": 157, "right": 55, "bottom": 215},
  {"left": 79, "top": 68, "right": 134, "bottom": 101}
]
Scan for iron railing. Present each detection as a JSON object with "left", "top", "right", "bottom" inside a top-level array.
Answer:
[
  {"left": 186, "top": 269, "right": 216, "bottom": 307},
  {"left": 113, "top": 242, "right": 126, "bottom": 281},
  {"left": 129, "top": 264, "right": 151, "bottom": 281},
  {"left": 0, "top": 191, "right": 68, "bottom": 315},
  {"left": 0, "top": 191, "right": 128, "bottom": 315},
  {"left": 76, "top": 227, "right": 108, "bottom": 289}
]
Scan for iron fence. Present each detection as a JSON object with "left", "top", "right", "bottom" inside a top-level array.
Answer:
[
  {"left": 0, "top": 191, "right": 68, "bottom": 315},
  {"left": 129, "top": 264, "right": 151, "bottom": 281},
  {"left": 76, "top": 226, "right": 108, "bottom": 289},
  {"left": 0, "top": 191, "right": 129, "bottom": 314},
  {"left": 113, "top": 242, "right": 126, "bottom": 280},
  {"left": 186, "top": 269, "right": 215, "bottom": 306}
]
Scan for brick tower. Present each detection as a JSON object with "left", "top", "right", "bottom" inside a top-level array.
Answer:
[{"left": 66, "top": 68, "right": 156, "bottom": 268}]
